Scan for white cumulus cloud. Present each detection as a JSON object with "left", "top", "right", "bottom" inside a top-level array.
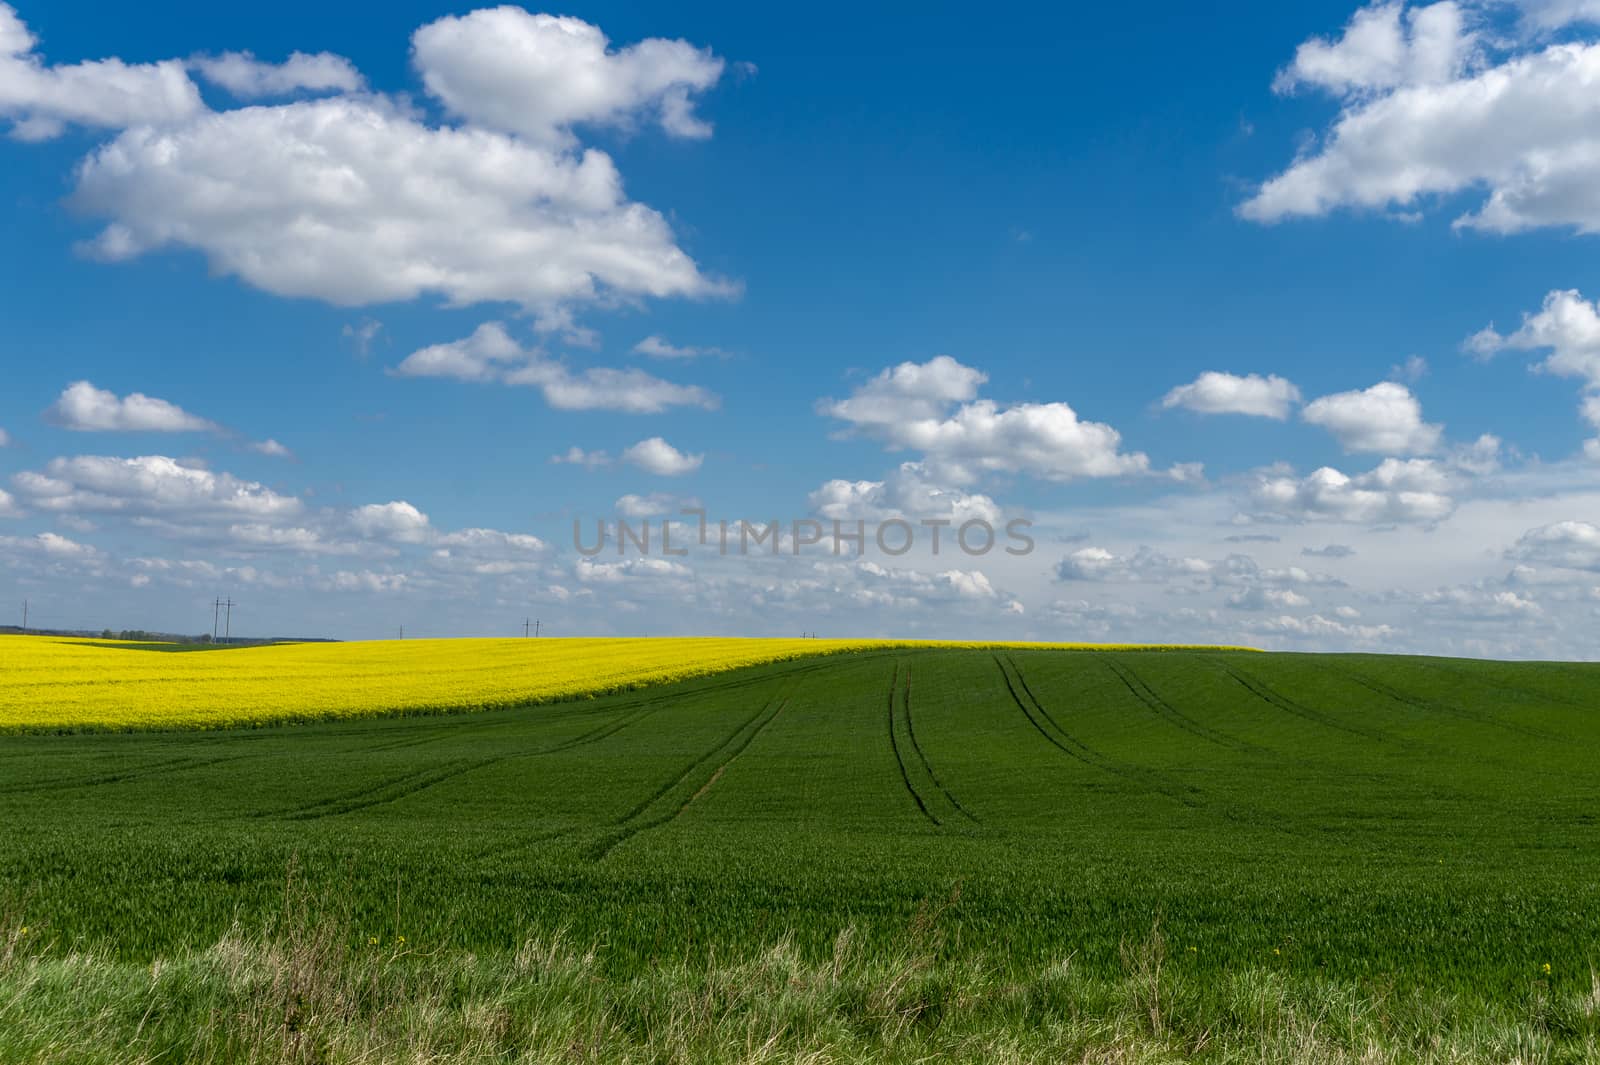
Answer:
[
  {"left": 1246, "top": 458, "right": 1457, "bottom": 524},
  {"left": 73, "top": 96, "right": 730, "bottom": 315},
  {"left": 822, "top": 356, "right": 1163, "bottom": 485},
  {"left": 12, "top": 454, "right": 302, "bottom": 519},
  {"left": 1506, "top": 520, "right": 1600, "bottom": 570},
  {"left": 189, "top": 50, "right": 363, "bottom": 98},
  {"left": 621, "top": 436, "right": 703, "bottom": 476},
  {"left": 410, "top": 8, "right": 725, "bottom": 146},
  {"left": 1243, "top": 1, "right": 1600, "bottom": 234},
  {"left": 1301, "top": 381, "right": 1442, "bottom": 454},
  {"left": 394, "top": 323, "right": 717, "bottom": 413},
  {"left": 1161, "top": 371, "right": 1302, "bottom": 419},
  {"left": 45, "top": 381, "right": 216, "bottom": 433},
  {"left": 0, "top": 2, "right": 202, "bottom": 140}
]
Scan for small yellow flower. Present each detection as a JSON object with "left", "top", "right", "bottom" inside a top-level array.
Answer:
[
  {"left": 397, "top": 936, "right": 405, "bottom": 944},
  {"left": 1273, "top": 948, "right": 1281, "bottom": 955},
  {"left": 1188, "top": 946, "right": 1198, "bottom": 953},
  {"left": 368, "top": 936, "right": 378, "bottom": 945},
  {"left": 1542, "top": 963, "right": 1552, "bottom": 975},
  {"left": 18, "top": 927, "right": 26, "bottom": 936}
]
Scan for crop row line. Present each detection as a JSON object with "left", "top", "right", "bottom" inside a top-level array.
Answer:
[
  {"left": 587, "top": 690, "right": 794, "bottom": 861},
  {"left": 1213, "top": 661, "right": 1388, "bottom": 742},
  {"left": 1102, "top": 659, "right": 1252, "bottom": 752}
]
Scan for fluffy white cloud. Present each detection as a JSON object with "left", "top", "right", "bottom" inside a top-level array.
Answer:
[
  {"left": 429, "top": 527, "right": 548, "bottom": 575},
  {"left": 1468, "top": 288, "right": 1600, "bottom": 387},
  {"left": 1247, "top": 458, "right": 1456, "bottom": 524},
  {"left": 73, "top": 97, "right": 729, "bottom": 313},
  {"left": 576, "top": 556, "right": 694, "bottom": 583},
  {"left": 1506, "top": 520, "right": 1600, "bottom": 570},
  {"left": 223, "top": 523, "right": 360, "bottom": 556},
  {"left": 12, "top": 455, "right": 302, "bottom": 519},
  {"left": 1227, "top": 587, "right": 1311, "bottom": 610},
  {"left": 808, "top": 463, "right": 1002, "bottom": 525},
  {"left": 349, "top": 501, "right": 432, "bottom": 544},
  {"left": 1247, "top": 612, "right": 1398, "bottom": 644},
  {"left": 0, "top": 427, "right": 10, "bottom": 447},
  {"left": 46, "top": 381, "right": 216, "bottom": 433},
  {"left": 0, "top": 487, "right": 19, "bottom": 517},
  {"left": 823, "top": 356, "right": 986, "bottom": 425},
  {"left": 1271, "top": 1, "right": 1478, "bottom": 97},
  {"left": 326, "top": 569, "right": 409, "bottom": 594},
  {"left": 1301, "top": 382, "right": 1442, "bottom": 454},
  {"left": 633, "top": 335, "right": 727, "bottom": 359},
  {"left": 621, "top": 436, "right": 703, "bottom": 476},
  {"left": 1160, "top": 371, "right": 1302, "bottom": 419},
  {"left": 1418, "top": 583, "right": 1542, "bottom": 618},
  {"left": 1056, "top": 545, "right": 1217, "bottom": 583},
  {"left": 0, "top": 531, "right": 98, "bottom": 558},
  {"left": 1244, "top": 2, "right": 1600, "bottom": 233},
  {"left": 0, "top": 2, "right": 202, "bottom": 140},
  {"left": 1468, "top": 289, "right": 1600, "bottom": 451},
  {"left": 410, "top": 9, "right": 724, "bottom": 146},
  {"left": 822, "top": 356, "right": 1161, "bottom": 485},
  {"left": 395, "top": 323, "right": 717, "bottom": 412},
  {"left": 190, "top": 50, "right": 363, "bottom": 97},
  {"left": 1055, "top": 545, "right": 1340, "bottom": 591}
]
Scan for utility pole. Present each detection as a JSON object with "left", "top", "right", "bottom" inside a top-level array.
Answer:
[
  {"left": 21, "top": 599, "right": 27, "bottom": 634},
  {"left": 523, "top": 618, "right": 530, "bottom": 638},
  {"left": 212, "top": 598, "right": 221, "bottom": 643},
  {"left": 223, "top": 598, "right": 233, "bottom": 642},
  {"left": 398, "top": 625, "right": 404, "bottom": 640},
  {"left": 535, "top": 619, "right": 541, "bottom": 638}
]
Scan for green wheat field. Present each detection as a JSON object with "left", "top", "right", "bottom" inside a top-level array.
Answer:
[{"left": 4, "top": 646, "right": 1600, "bottom": 1062}]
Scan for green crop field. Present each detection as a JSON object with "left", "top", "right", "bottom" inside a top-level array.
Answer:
[{"left": 4, "top": 646, "right": 1600, "bottom": 1063}]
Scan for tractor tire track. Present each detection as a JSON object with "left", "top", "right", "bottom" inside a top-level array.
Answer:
[
  {"left": 0, "top": 752, "right": 259, "bottom": 795},
  {"left": 886, "top": 665, "right": 940, "bottom": 827},
  {"left": 611, "top": 698, "right": 779, "bottom": 827},
  {"left": 1214, "top": 661, "right": 1388, "bottom": 742},
  {"left": 1407, "top": 661, "right": 1579, "bottom": 727},
  {"left": 281, "top": 757, "right": 499, "bottom": 821},
  {"left": 902, "top": 667, "right": 978, "bottom": 824},
  {"left": 1328, "top": 665, "right": 1556, "bottom": 741},
  {"left": 263, "top": 705, "right": 667, "bottom": 820},
  {"left": 1104, "top": 658, "right": 1253, "bottom": 751},
  {"left": 344, "top": 654, "right": 856, "bottom": 754},
  {"left": 995, "top": 656, "right": 1203, "bottom": 810},
  {"left": 1010, "top": 657, "right": 1314, "bottom": 837},
  {"left": 588, "top": 695, "right": 792, "bottom": 860}
]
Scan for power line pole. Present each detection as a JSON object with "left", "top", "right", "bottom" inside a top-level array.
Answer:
[
  {"left": 523, "top": 617, "right": 530, "bottom": 638},
  {"left": 535, "top": 619, "right": 541, "bottom": 638},
  {"left": 223, "top": 598, "right": 233, "bottom": 642},
  {"left": 212, "top": 598, "right": 221, "bottom": 643},
  {"left": 21, "top": 599, "right": 27, "bottom": 634}
]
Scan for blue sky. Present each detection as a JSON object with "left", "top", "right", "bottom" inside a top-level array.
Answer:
[{"left": 4, "top": 0, "right": 1600, "bottom": 653}]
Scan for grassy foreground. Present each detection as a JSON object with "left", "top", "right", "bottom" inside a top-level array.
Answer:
[
  {"left": 5, "top": 919, "right": 1597, "bottom": 1063},
  {"left": 3, "top": 645, "right": 1600, "bottom": 1061}
]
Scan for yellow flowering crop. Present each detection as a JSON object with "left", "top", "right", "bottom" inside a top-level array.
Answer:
[{"left": 0, "top": 634, "right": 1256, "bottom": 731}]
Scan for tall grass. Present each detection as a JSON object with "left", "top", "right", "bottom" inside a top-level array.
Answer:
[{"left": 3, "top": 911, "right": 1597, "bottom": 1063}]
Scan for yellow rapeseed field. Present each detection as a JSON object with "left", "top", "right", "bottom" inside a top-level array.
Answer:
[{"left": 0, "top": 634, "right": 1257, "bottom": 731}]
